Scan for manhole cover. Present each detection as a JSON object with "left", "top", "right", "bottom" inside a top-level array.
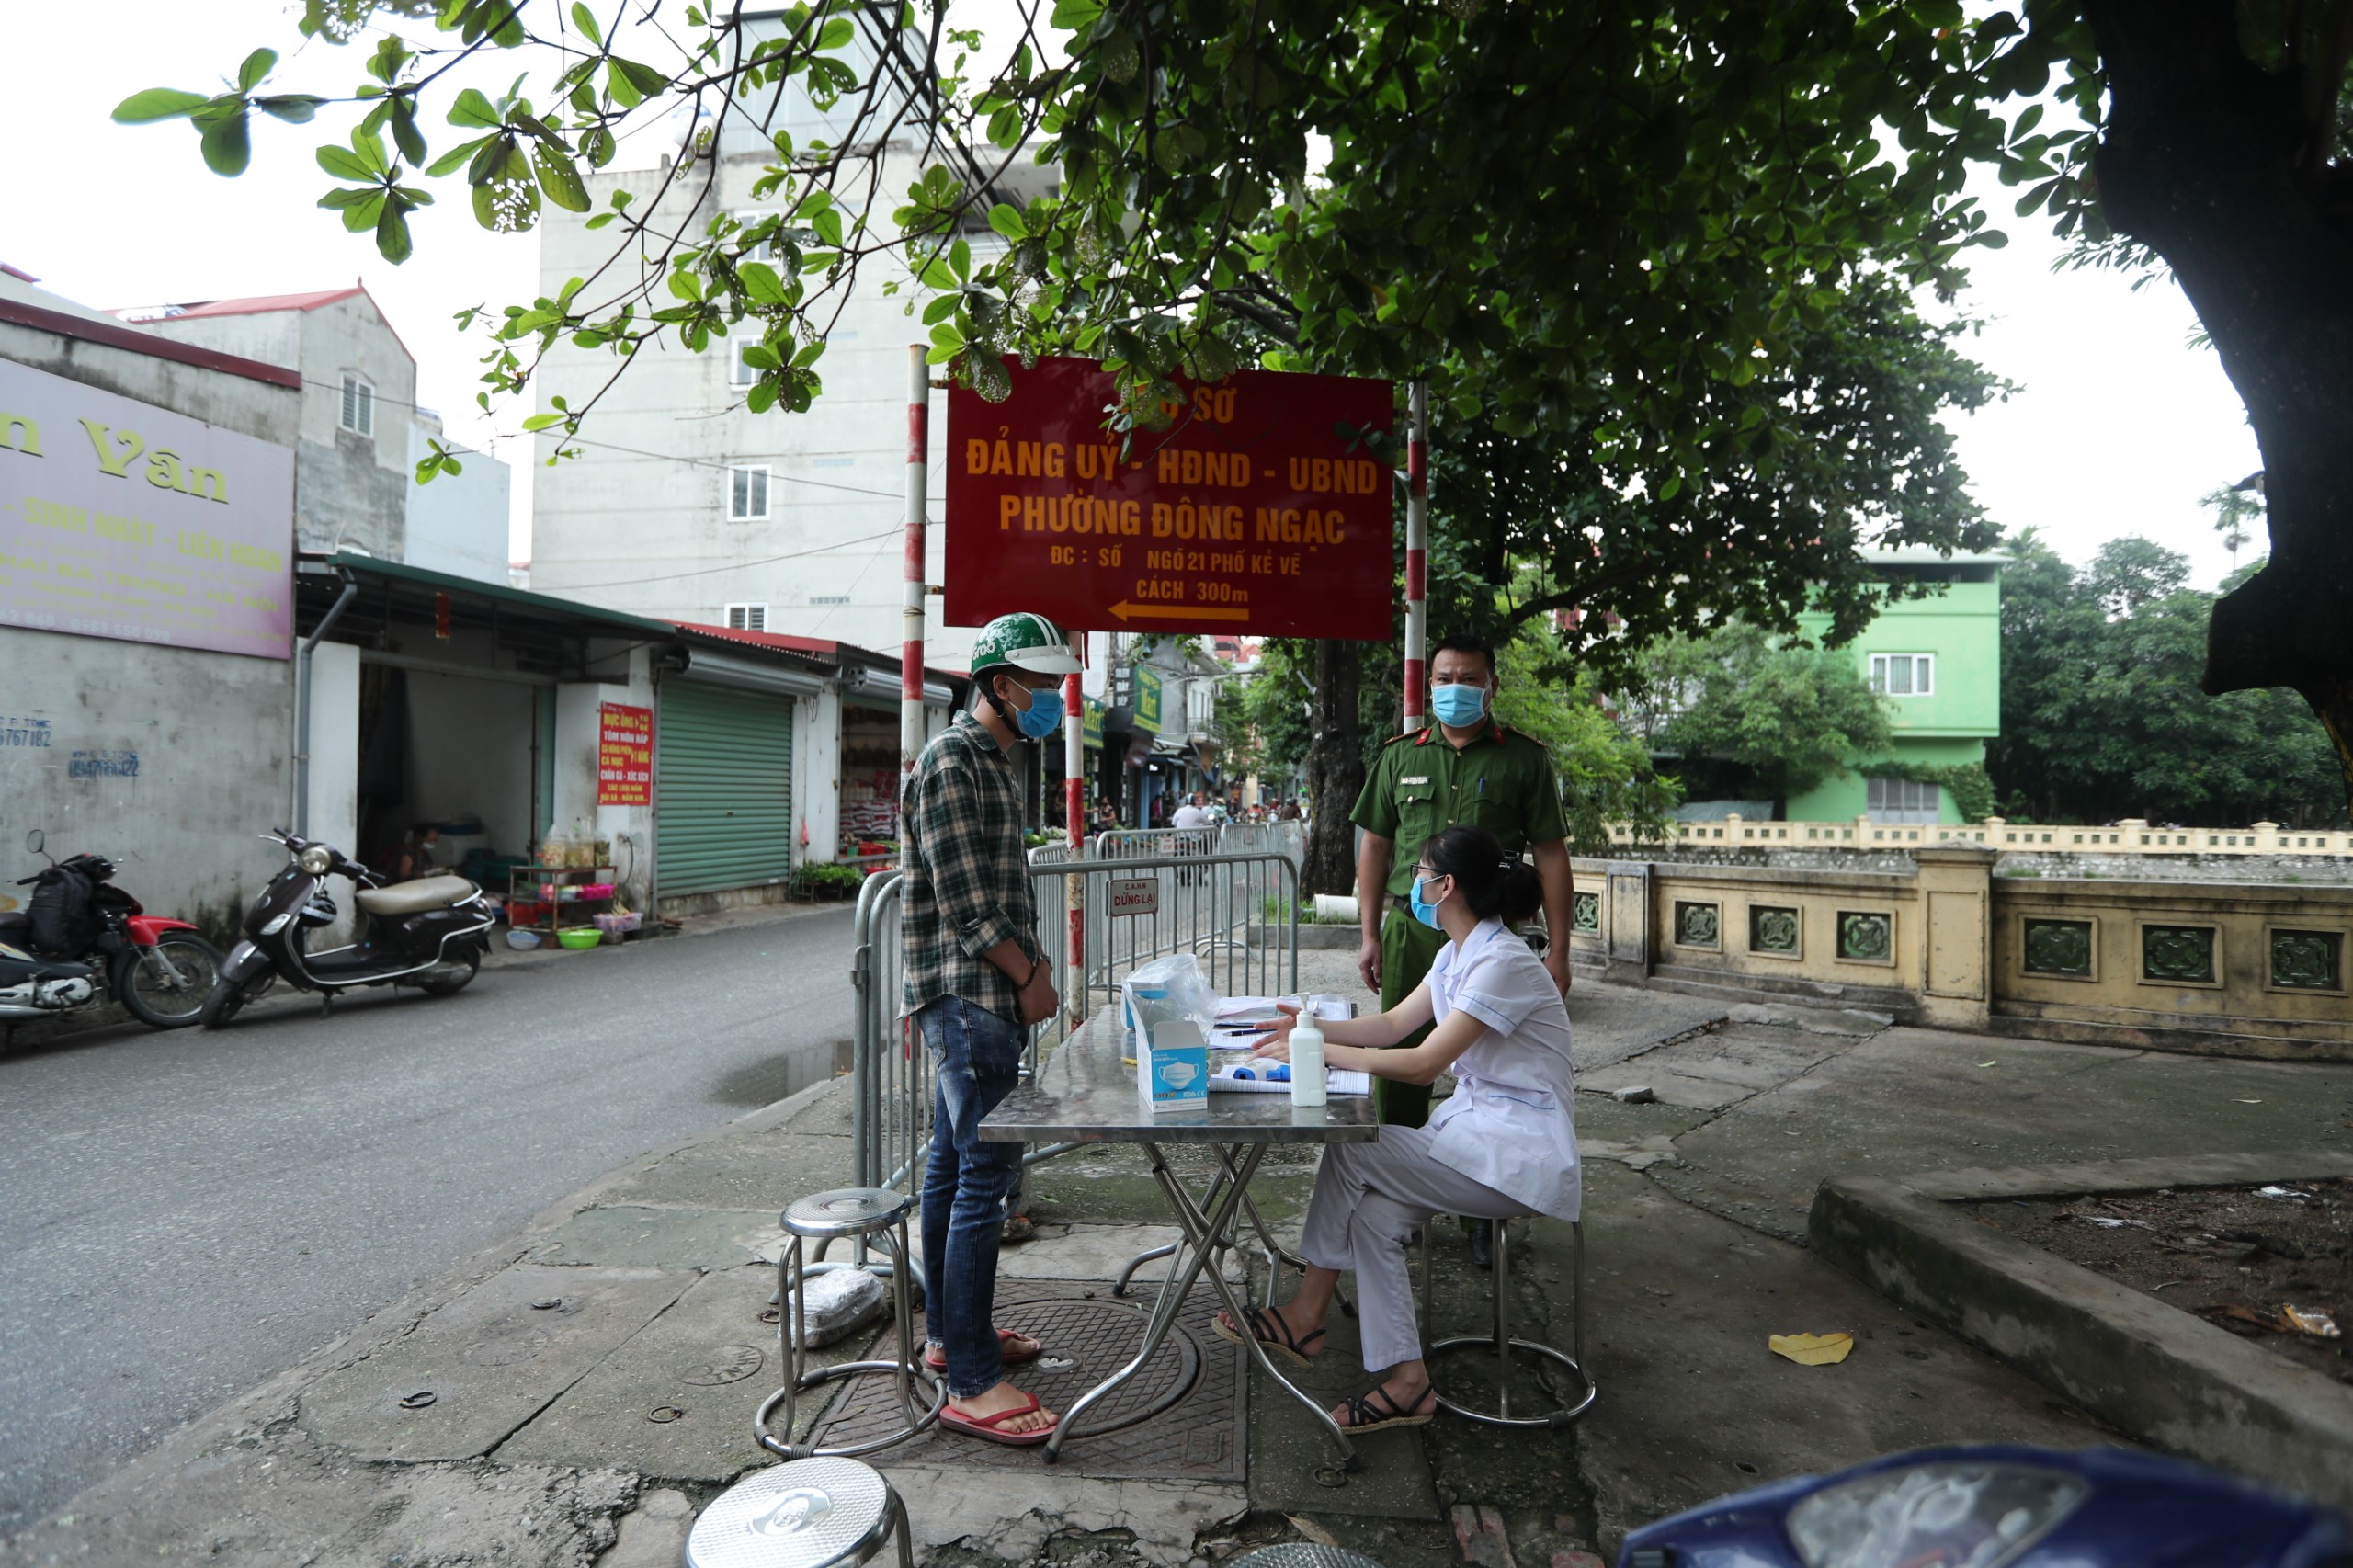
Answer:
[
  {"left": 680, "top": 1343, "right": 767, "bottom": 1386},
  {"left": 805, "top": 1287, "right": 1243, "bottom": 1479}
]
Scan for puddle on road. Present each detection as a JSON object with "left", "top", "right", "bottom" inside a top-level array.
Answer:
[{"left": 710, "top": 1040, "right": 850, "bottom": 1108}]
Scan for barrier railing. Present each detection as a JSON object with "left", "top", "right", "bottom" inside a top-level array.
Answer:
[{"left": 849, "top": 849, "right": 1301, "bottom": 1197}]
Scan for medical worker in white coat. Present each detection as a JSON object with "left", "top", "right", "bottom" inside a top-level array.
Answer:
[{"left": 1213, "top": 824, "right": 1579, "bottom": 1432}]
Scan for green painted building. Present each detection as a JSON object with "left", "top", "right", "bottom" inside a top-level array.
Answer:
[{"left": 1784, "top": 548, "right": 2005, "bottom": 824}]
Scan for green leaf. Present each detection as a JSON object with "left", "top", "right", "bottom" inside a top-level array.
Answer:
[
  {"left": 237, "top": 48, "right": 278, "bottom": 91},
  {"left": 389, "top": 99, "right": 427, "bottom": 165},
  {"left": 791, "top": 339, "right": 826, "bottom": 368},
  {"left": 111, "top": 88, "right": 210, "bottom": 125},
  {"left": 1657, "top": 472, "right": 1683, "bottom": 502},
  {"left": 521, "top": 412, "right": 568, "bottom": 431},
  {"left": 426, "top": 137, "right": 490, "bottom": 177},
  {"left": 605, "top": 59, "right": 642, "bottom": 109},
  {"left": 375, "top": 202, "right": 415, "bottom": 264},
  {"left": 738, "top": 343, "right": 781, "bottom": 369},
  {"left": 610, "top": 56, "right": 671, "bottom": 98},
  {"left": 316, "top": 144, "right": 373, "bottom": 182},
  {"left": 256, "top": 95, "right": 325, "bottom": 124},
  {"left": 351, "top": 125, "right": 390, "bottom": 174},
  {"left": 811, "top": 206, "right": 844, "bottom": 248},
  {"left": 950, "top": 238, "right": 972, "bottom": 282},
  {"left": 532, "top": 142, "right": 591, "bottom": 211},
  {"left": 449, "top": 87, "right": 502, "bottom": 129},
  {"left": 987, "top": 202, "right": 1027, "bottom": 241},
  {"left": 921, "top": 293, "right": 960, "bottom": 325},
  {"left": 199, "top": 110, "right": 252, "bottom": 176},
  {"left": 737, "top": 260, "right": 788, "bottom": 302},
  {"left": 569, "top": 0, "right": 603, "bottom": 46},
  {"left": 668, "top": 268, "right": 703, "bottom": 301},
  {"left": 745, "top": 380, "right": 779, "bottom": 413},
  {"left": 817, "top": 16, "right": 855, "bottom": 51},
  {"left": 919, "top": 257, "right": 957, "bottom": 290}
]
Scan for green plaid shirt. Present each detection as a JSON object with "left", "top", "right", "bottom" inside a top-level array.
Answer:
[{"left": 900, "top": 710, "right": 1039, "bottom": 1021}]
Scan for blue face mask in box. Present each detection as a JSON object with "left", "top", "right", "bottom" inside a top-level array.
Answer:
[
  {"left": 1410, "top": 873, "right": 1447, "bottom": 929},
  {"left": 1430, "top": 682, "right": 1489, "bottom": 728}
]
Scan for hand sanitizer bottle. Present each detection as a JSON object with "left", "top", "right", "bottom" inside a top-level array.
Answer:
[{"left": 1289, "top": 1011, "right": 1327, "bottom": 1108}]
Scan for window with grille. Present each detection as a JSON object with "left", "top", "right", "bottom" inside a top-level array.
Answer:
[
  {"left": 724, "top": 603, "right": 767, "bottom": 631},
  {"left": 1868, "top": 653, "right": 1933, "bottom": 696},
  {"left": 731, "top": 335, "right": 761, "bottom": 388},
  {"left": 728, "top": 465, "right": 769, "bottom": 521},
  {"left": 339, "top": 373, "right": 374, "bottom": 437},
  {"left": 1867, "top": 776, "right": 1941, "bottom": 823}
]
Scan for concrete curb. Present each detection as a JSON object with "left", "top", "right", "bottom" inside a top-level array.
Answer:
[{"left": 1809, "top": 1152, "right": 2353, "bottom": 1510}]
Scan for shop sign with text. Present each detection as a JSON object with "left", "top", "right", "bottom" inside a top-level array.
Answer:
[
  {"left": 597, "top": 702, "right": 654, "bottom": 805},
  {"left": 0, "top": 358, "right": 295, "bottom": 658},
  {"left": 944, "top": 357, "right": 1393, "bottom": 639}
]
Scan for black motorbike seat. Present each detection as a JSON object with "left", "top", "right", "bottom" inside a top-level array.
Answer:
[{"left": 354, "top": 876, "right": 475, "bottom": 917}]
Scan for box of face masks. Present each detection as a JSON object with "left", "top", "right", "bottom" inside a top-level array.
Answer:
[{"left": 1137, "top": 1019, "right": 1210, "bottom": 1112}]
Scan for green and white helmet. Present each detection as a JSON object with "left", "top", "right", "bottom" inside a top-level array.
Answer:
[{"left": 969, "top": 611, "right": 1080, "bottom": 678}]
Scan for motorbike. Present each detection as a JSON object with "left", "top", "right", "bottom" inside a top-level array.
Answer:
[
  {"left": 1614, "top": 1442, "right": 2349, "bottom": 1568},
  {"left": 200, "top": 828, "right": 494, "bottom": 1029},
  {"left": 0, "top": 830, "right": 222, "bottom": 1029}
]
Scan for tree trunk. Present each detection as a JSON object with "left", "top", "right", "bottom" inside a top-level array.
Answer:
[
  {"left": 1301, "top": 639, "right": 1364, "bottom": 895},
  {"left": 2080, "top": 0, "right": 2353, "bottom": 805}
]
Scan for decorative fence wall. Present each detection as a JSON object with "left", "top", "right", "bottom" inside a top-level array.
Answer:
[
  {"left": 1612, "top": 815, "right": 2353, "bottom": 859},
  {"left": 1569, "top": 844, "right": 2353, "bottom": 1061}
]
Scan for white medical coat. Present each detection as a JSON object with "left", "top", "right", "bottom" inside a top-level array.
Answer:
[{"left": 1422, "top": 917, "right": 1581, "bottom": 1222}]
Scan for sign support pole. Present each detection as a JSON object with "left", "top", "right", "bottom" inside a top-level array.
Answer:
[
  {"left": 1403, "top": 380, "right": 1429, "bottom": 731},
  {"left": 902, "top": 346, "right": 929, "bottom": 776},
  {"left": 1063, "top": 632, "right": 1086, "bottom": 1022}
]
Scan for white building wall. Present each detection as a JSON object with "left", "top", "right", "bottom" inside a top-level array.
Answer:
[
  {"left": 403, "top": 422, "right": 512, "bottom": 584},
  {"left": 549, "top": 645, "right": 656, "bottom": 910}
]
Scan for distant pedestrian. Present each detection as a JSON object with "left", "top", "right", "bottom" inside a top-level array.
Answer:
[{"left": 392, "top": 824, "right": 441, "bottom": 882}]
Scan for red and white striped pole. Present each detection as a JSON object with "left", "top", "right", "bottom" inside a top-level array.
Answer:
[
  {"left": 1403, "top": 380, "right": 1429, "bottom": 731},
  {"left": 1063, "top": 632, "right": 1086, "bottom": 1020},
  {"left": 902, "top": 346, "right": 929, "bottom": 775}
]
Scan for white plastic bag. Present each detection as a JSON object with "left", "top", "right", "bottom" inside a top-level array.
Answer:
[
  {"left": 1120, "top": 952, "right": 1218, "bottom": 1049},
  {"left": 788, "top": 1264, "right": 886, "bottom": 1348}
]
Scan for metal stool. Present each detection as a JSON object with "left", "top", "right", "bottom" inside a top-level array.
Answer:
[
  {"left": 1229, "top": 1546, "right": 1388, "bottom": 1568},
  {"left": 685, "top": 1455, "right": 913, "bottom": 1568},
  {"left": 1416, "top": 1216, "right": 1596, "bottom": 1428},
  {"left": 754, "top": 1187, "right": 943, "bottom": 1460}
]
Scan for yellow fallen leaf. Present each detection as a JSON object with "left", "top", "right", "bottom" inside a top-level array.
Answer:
[{"left": 1769, "top": 1332, "right": 1855, "bottom": 1367}]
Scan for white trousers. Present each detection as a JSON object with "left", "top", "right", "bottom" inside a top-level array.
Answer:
[{"left": 1297, "top": 1122, "right": 1527, "bottom": 1370}]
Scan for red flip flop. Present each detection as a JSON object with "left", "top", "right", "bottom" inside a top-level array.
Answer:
[
  {"left": 938, "top": 1388, "right": 1058, "bottom": 1448},
  {"left": 924, "top": 1327, "right": 1043, "bottom": 1372}
]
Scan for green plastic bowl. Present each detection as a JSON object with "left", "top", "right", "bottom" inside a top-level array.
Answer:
[{"left": 556, "top": 927, "right": 602, "bottom": 950}]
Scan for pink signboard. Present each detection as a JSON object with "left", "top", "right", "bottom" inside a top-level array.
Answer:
[{"left": 0, "top": 358, "right": 296, "bottom": 659}]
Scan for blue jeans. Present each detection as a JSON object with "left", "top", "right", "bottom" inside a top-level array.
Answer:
[{"left": 916, "top": 995, "right": 1026, "bottom": 1399}]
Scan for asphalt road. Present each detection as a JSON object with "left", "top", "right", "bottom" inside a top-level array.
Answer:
[{"left": 0, "top": 905, "right": 858, "bottom": 1533}]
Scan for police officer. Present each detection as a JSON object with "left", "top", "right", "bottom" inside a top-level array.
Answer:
[{"left": 1351, "top": 633, "right": 1574, "bottom": 1133}]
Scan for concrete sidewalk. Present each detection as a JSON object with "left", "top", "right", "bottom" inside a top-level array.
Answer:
[{"left": 10, "top": 967, "right": 2352, "bottom": 1568}]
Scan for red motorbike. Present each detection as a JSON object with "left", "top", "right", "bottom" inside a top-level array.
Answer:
[{"left": 0, "top": 830, "right": 222, "bottom": 1030}]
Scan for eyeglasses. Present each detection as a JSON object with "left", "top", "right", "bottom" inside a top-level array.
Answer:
[{"left": 1413, "top": 866, "right": 1450, "bottom": 881}]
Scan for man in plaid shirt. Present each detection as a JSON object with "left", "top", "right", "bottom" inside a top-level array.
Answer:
[{"left": 902, "top": 610, "right": 1077, "bottom": 1447}]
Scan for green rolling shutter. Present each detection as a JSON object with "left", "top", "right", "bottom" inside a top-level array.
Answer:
[{"left": 656, "top": 677, "right": 794, "bottom": 896}]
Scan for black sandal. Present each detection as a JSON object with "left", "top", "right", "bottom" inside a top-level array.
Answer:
[
  {"left": 1211, "top": 1307, "right": 1326, "bottom": 1369},
  {"left": 1336, "top": 1382, "right": 1436, "bottom": 1433}
]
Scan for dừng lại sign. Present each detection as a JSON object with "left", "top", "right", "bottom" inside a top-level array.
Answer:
[
  {"left": 0, "top": 358, "right": 295, "bottom": 660},
  {"left": 943, "top": 356, "right": 1394, "bottom": 639}
]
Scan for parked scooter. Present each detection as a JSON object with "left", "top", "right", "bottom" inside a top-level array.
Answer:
[
  {"left": 1613, "top": 1442, "right": 2347, "bottom": 1568},
  {"left": 200, "top": 828, "right": 494, "bottom": 1029},
  {"left": 0, "top": 831, "right": 222, "bottom": 1029}
]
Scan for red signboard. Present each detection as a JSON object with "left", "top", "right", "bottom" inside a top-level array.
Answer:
[
  {"left": 597, "top": 702, "right": 654, "bottom": 806},
  {"left": 944, "top": 356, "right": 1394, "bottom": 639}
]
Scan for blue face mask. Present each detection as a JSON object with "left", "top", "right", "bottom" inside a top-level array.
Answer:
[
  {"left": 1430, "top": 682, "right": 1489, "bottom": 728},
  {"left": 1409, "top": 873, "right": 1447, "bottom": 929},
  {"left": 1011, "top": 681, "right": 1066, "bottom": 740}
]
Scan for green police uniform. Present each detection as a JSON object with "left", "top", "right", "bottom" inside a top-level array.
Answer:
[{"left": 1348, "top": 717, "right": 1569, "bottom": 1126}]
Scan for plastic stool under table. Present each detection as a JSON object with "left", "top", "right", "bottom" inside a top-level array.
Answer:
[
  {"left": 753, "top": 1187, "right": 943, "bottom": 1460},
  {"left": 1416, "top": 1217, "right": 1596, "bottom": 1428},
  {"left": 685, "top": 1455, "right": 913, "bottom": 1568}
]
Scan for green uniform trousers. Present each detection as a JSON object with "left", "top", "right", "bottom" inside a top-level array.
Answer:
[{"left": 1372, "top": 907, "right": 1448, "bottom": 1128}]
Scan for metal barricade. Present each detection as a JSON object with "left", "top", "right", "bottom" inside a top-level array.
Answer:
[{"left": 849, "top": 850, "right": 1302, "bottom": 1199}]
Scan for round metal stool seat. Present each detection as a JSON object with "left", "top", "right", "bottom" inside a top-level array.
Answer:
[
  {"left": 755, "top": 1187, "right": 942, "bottom": 1461},
  {"left": 783, "top": 1187, "right": 914, "bottom": 1241},
  {"left": 686, "top": 1456, "right": 912, "bottom": 1568},
  {"left": 1229, "top": 1545, "right": 1389, "bottom": 1568}
]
